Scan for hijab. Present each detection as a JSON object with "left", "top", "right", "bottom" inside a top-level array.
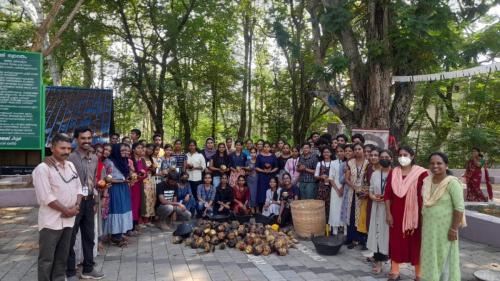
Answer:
[
  {"left": 109, "top": 144, "right": 130, "bottom": 178},
  {"left": 202, "top": 137, "right": 217, "bottom": 160}
]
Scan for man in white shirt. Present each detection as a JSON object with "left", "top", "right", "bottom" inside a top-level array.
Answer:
[
  {"left": 185, "top": 140, "right": 206, "bottom": 199},
  {"left": 33, "top": 133, "right": 83, "bottom": 281}
]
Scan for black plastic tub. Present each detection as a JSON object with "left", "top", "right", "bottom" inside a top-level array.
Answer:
[
  {"left": 234, "top": 214, "right": 252, "bottom": 224},
  {"left": 311, "top": 235, "right": 344, "bottom": 255},
  {"left": 208, "top": 214, "right": 232, "bottom": 222},
  {"left": 253, "top": 214, "right": 275, "bottom": 225}
]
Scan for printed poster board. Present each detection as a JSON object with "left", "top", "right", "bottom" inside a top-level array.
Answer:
[
  {"left": 351, "top": 128, "right": 389, "bottom": 149},
  {"left": 0, "top": 50, "right": 43, "bottom": 150}
]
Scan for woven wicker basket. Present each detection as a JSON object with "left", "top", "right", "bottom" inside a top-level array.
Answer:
[{"left": 290, "top": 200, "right": 325, "bottom": 238}]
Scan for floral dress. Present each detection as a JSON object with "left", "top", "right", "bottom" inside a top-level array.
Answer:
[
  {"left": 142, "top": 159, "right": 156, "bottom": 217},
  {"left": 315, "top": 160, "right": 332, "bottom": 221}
]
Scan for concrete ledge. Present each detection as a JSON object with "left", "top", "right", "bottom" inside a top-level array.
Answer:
[
  {"left": 450, "top": 168, "right": 500, "bottom": 184},
  {"left": 461, "top": 202, "right": 500, "bottom": 248},
  {"left": 0, "top": 188, "right": 38, "bottom": 208}
]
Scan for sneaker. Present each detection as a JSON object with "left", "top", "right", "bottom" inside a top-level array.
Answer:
[
  {"left": 66, "top": 276, "right": 79, "bottom": 281},
  {"left": 80, "top": 269, "right": 105, "bottom": 280}
]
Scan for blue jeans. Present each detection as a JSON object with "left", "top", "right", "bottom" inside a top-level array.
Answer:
[
  {"left": 213, "top": 176, "right": 221, "bottom": 190},
  {"left": 299, "top": 182, "right": 317, "bottom": 199}
]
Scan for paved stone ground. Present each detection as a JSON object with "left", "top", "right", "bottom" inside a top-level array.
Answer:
[{"left": 1, "top": 207, "right": 499, "bottom": 281}]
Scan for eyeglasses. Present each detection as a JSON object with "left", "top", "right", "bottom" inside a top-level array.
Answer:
[{"left": 53, "top": 165, "right": 79, "bottom": 183}]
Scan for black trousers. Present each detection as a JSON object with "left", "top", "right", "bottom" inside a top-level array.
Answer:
[
  {"left": 38, "top": 227, "right": 73, "bottom": 281},
  {"left": 66, "top": 198, "right": 95, "bottom": 277},
  {"left": 189, "top": 180, "right": 202, "bottom": 202}
]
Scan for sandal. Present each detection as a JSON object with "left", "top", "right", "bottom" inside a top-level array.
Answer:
[
  {"left": 387, "top": 273, "right": 401, "bottom": 281},
  {"left": 110, "top": 238, "right": 128, "bottom": 248},
  {"left": 371, "top": 263, "right": 382, "bottom": 275}
]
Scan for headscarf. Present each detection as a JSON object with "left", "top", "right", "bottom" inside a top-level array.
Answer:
[
  {"left": 202, "top": 137, "right": 216, "bottom": 160},
  {"left": 109, "top": 144, "right": 130, "bottom": 178}
]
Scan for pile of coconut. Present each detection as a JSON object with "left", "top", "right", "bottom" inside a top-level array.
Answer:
[{"left": 172, "top": 220, "right": 299, "bottom": 256}]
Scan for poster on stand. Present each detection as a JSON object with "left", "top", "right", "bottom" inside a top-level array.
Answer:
[{"left": 351, "top": 128, "right": 389, "bottom": 149}]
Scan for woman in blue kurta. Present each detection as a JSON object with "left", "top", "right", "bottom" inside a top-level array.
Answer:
[
  {"left": 255, "top": 142, "right": 278, "bottom": 212},
  {"left": 103, "top": 143, "right": 133, "bottom": 247}
]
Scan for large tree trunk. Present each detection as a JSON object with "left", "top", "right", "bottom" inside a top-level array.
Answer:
[
  {"left": 389, "top": 82, "right": 416, "bottom": 142},
  {"left": 238, "top": 9, "right": 251, "bottom": 139},
  {"left": 211, "top": 83, "right": 217, "bottom": 137},
  {"left": 78, "top": 33, "right": 93, "bottom": 88},
  {"left": 362, "top": 0, "right": 391, "bottom": 128}
]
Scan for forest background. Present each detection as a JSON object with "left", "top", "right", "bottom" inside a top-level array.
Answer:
[{"left": 0, "top": 0, "right": 498, "bottom": 167}]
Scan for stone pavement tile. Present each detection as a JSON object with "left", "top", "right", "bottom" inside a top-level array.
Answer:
[{"left": 316, "top": 272, "right": 342, "bottom": 281}]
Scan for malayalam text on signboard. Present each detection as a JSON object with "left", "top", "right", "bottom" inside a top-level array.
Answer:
[{"left": 0, "top": 50, "right": 42, "bottom": 150}]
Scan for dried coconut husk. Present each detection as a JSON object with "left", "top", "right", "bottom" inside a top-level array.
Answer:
[
  {"left": 184, "top": 237, "right": 192, "bottom": 246},
  {"left": 262, "top": 244, "right": 272, "bottom": 256},
  {"left": 277, "top": 247, "right": 288, "bottom": 256},
  {"left": 219, "top": 242, "right": 226, "bottom": 250},
  {"left": 209, "top": 229, "right": 217, "bottom": 236},
  {"left": 227, "top": 239, "right": 237, "bottom": 248},
  {"left": 204, "top": 235, "right": 211, "bottom": 242},
  {"left": 254, "top": 244, "right": 263, "bottom": 255},
  {"left": 210, "top": 236, "right": 219, "bottom": 245},
  {"left": 217, "top": 232, "right": 225, "bottom": 240},
  {"left": 245, "top": 245, "right": 253, "bottom": 254}
]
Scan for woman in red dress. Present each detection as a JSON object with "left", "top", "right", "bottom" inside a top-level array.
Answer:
[
  {"left": 233, "top": 175, "right": 250, "bottom": 215},
  {"left": 464, "top": 147, "right": 493, "bottom": 201},
  {"left": 384, "top": 146, "right": 428, "bottom": 281}
]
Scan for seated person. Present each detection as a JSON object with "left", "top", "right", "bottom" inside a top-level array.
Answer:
[
  {"left": 214, "top": 174, "right": 233, "bottom": 215},
  {"left": 156, "top": 173, "right": 191, "bottom": 231},
  {"left": 262, "top": 176, "right": 282, "bottom": 217},
  {"left": 278, "top": 173, "right": 300, "bottom": 226},
  {"left": 197, "top": 174, "right": 216, "bottom": 217},
  {"left": 232, "top": 175, "right": 250, "bottom": 215},
  {"left": 177, "top": 172, "right": 196, "bottom": 216}
]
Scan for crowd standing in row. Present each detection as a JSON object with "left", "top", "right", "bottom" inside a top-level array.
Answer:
[{"left": 34, "top": 127, "right": 492, "bottom": 281}]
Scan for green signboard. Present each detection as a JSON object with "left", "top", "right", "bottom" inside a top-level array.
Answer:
[{"left": 0, "top": 50, "right": 43, "bottom": 150}]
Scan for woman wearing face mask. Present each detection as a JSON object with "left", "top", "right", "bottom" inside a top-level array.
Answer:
[
  {"left": 420, "top": 152, "right": 465, "bottom": 281},
  {"left": 463, "top": 147, "right": 492, "bottom": 202},
  {"left": 384, "top": 146, "right": 428, "bottom": 281},
  {"left": 344, "top": 143, "right": 369, "bottom": 249},
  {"left": 328, "top": 144, "right": 346, "bottom": 235},
  {"left": 177, "top": 172, "right": 196, "bottom": 216},
  {"left": 367, "top": 149, "right": 392, "bottom": 275}
]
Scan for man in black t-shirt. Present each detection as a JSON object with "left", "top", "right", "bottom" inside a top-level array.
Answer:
[{"left": 156, "top": 173, "right": 191, "bottom": 231}]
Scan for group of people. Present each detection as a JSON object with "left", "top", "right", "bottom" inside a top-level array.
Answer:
[{"left": 34, "top": 126, "right": 490, "bottom": 281}]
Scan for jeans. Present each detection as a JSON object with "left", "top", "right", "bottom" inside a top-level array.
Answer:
[
  {"left": 156, "top": 205, "right": 192, "bottom": 221},
  {"left": 38, "top": 227, "right": 73, "bottom": 281},
  {"left": 197, "top": 202, "right": 213, "bottom": 216},
  {"left": 67, "top": 198, "right": 95, "bottom": 277},
  {"left": 299, "top": 182, "right": 317, "bottom": 199},
  {"left": 189, "top": 180, "right": 202, "bottom": 202},
  {"left": 212, "top": 176, "right": 220, "bottom": 190}
]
